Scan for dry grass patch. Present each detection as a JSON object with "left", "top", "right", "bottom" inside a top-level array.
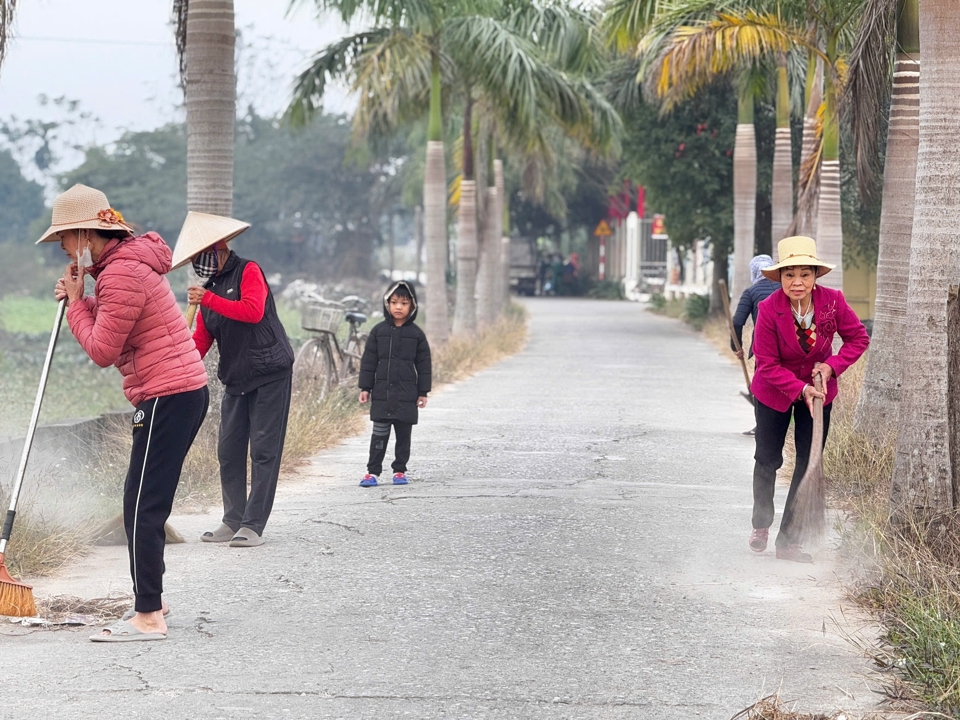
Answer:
[{"left": 730, "top": 694, "right": 850, "bottom": 720}]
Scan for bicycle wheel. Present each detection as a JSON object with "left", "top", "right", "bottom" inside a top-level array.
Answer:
[
  {"left": 341, "top": 332, "right": 368, "bottom": 379},
  {"left": 294, "top": 337, "right": 335, "bottom": 398}
]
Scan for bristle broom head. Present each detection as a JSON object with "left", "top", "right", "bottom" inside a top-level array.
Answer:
[
  {"left": 793, "top": 465, "right": 827, "bottom": 546},
  {"left": 0, "top": 561, "right": 36, "bottom": 617}
]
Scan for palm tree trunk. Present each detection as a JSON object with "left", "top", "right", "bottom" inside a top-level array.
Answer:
[
  {"left": 185, "top": 0, "right": 236, "bottom": 215},
  {"left": 732, "top": 87, "right": 756, "bottom": 299},
  {"left": 771, "top": 61, "right": 793, "bottom": 244},
  {"left": 494, "top": 159, "right": 507, "bottom": 310},
  {"left": 797, "top": 55, "right": 822, "bottom": 238},
  {"left": 453, "top": 93, "right": 478, "bottom": 335},
  {"left": 424, "top": 52, "right": 449, "bottom": 345},
  {"left": 453, "top": 180, "right": 479, "bottom": 335},
  {"left": 475, "top": 137, "right": 497, "bottom": 328},
  {"left": 854, "top": 3, "right": 920, "bottom": 439},
  {"left": 414, "top": 204, "right": 423, "bottom": 281},
  {"left": 815, "top": 45, "right": 843, "bottom": 291},
  {"left": 476, "top": 183, "right": 499, "bottom": 328},
  {"left": 891, "top": 0, "right": 960, "bottom": 514}
]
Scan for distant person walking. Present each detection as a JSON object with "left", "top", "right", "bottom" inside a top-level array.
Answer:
[
  {"left": 358, "top": 281, "right": 431, "bottom": 487},
  {"left": 45, "top": 184, "right": 209, "bottom": 642},
  {"left": 730, "top": 254, "right": 780, "bottom": 436},
  {"left": 174, "top": 213, "right": 295, "bottom": 549},
  {"left": 748, "top": 236, "right": 868, "bottom": 563}
]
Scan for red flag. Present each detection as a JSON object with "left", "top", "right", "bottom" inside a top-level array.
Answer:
[{"left": 637, "top": 185, "right": 645, "bottom": 219}]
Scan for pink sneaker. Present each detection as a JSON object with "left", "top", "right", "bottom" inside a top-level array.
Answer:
[{"left": 748, "top": 528, "right": 769, "bottom": 553}]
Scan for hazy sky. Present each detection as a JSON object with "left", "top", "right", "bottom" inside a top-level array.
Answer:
[{"left": 0, "top": 0, "right": 353, "bottom": 165}]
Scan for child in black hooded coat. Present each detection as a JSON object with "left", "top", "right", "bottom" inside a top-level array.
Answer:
[{"left": 358, "top": 281, "right": 432, "bottom": 487}]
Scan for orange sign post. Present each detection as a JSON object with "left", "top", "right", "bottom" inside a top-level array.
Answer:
[{"left": 594, "top": 220, "right": 613, "bottom": 280}]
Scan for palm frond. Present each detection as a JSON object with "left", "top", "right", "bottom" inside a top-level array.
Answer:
[
  {"left": 789, "top": 100, "right": 825, "bottom": 236},
  {"left": 564, "top": 77, "right": 623, "bottom": 155},
  {"left": 505, "top": 2, "right": 601, "bottom": 75},
  {"left": 350, "top": 31, "right": 440, "bottom": 141},
  {"left": 844, "top": 0, "right": 896, "bottom": 201},
  {"left": 600, "top": 0, "right": 664, "bottom": 54},
  {"left": 654, "top": 12, "right": 807, "bottom": 104},
  {"left": 602, "top": 55, "right": 644, "bottom": 113},
  {"left": 634, "top": 0, "right": 742, "bottom": 90},
  {"left": 287, "top": 0, "right": 440, "bottom": 32},
  {"left": 285, "top": 28, "right": 392, "bottom": 127},
  {"left": 443, "top": 15, "right": 586, "bottom": 135}
]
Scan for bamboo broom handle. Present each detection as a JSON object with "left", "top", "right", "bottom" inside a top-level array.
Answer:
[{"left": 717, "top": 279, "right": 752, "bottom": 393}]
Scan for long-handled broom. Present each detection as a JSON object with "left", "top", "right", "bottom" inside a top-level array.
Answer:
[
  {"left": 793, "top": 372, "right": 827, "bottom": 544},
  {"left": 0, "top": 299, "right": 66, "bottom": 617},
  {"left": 717, "top": 279, "right": 754, "bottom": 405}
]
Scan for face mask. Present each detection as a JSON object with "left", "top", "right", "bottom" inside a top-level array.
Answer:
[
  {"left": 192, "top": 249, "right": 220, "bottom": 279},
  {"left": 77, "top": 246, "right": 93, "bottom": 269},
  {"left": 76, "top": 232, "right": 93, "bottom": 270}
]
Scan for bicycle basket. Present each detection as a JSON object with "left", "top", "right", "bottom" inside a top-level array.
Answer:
[{"left": 301, "top": 299, "right": 345, "bottom": 333}]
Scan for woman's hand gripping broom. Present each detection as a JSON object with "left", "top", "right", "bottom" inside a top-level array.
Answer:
[
  {"left": 0, "top": 299, "right": 66, "bottom": 616},
  {"left": 794, "top": 372, "right": 827, "bottom": 544}
]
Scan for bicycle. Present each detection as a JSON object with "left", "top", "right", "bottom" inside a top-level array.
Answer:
[{"left": 293, "top": 295, "right": 369, "bottom": 398}]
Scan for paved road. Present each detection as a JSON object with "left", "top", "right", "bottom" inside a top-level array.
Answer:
[{"left": 1, "top": 298, "right": 878, "bottom": 720}]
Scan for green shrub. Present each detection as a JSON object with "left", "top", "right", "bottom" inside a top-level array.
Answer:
[
  {"left": 649, "top": 293, "right": 667, "bottom": 311},
  {"left": 681, "top": 293, "right": 711, "bottom": 330},
  {"left": 586, "top": 279, "right": 625, "bottom": 300}
]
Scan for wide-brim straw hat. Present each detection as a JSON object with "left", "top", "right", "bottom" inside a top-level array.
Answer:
[
  {"left": 36, "top": 184, "right": 135, "bottom": 244},
  {"left": 760, "top": 236, "right": 835, "bottom": 281},
  {"left": 170, "top": 212, "right": 251, "bottom": 270}
]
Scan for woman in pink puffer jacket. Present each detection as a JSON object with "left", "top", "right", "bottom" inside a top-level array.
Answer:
[{"left": 42, "top": 184, "right": 208, "bottom": 643}]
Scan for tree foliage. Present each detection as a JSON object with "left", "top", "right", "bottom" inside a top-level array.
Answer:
[{"left": 61, "top": 113, "right": 411, "bottom": 279}]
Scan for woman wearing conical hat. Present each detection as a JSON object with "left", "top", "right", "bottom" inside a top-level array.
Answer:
[
  {"left": 748, "top": 236, "right": 868, "bottom": 563},
  {"left": 171, "top": 212, "right": 294, "bottom": 549},
  {"left": 44, "top": 184, "right": 209, "bottom": 641}
]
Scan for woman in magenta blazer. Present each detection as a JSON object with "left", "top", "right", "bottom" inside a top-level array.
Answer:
[{"left": 748, "top": 236, "right": 869, "bottom": 563}]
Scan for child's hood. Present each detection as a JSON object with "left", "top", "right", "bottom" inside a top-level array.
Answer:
[{"left": 382, "top": 280, "right": 419, "bottom": 324}]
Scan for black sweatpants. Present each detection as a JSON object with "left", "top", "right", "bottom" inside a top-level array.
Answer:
[
  {"left": 125, "top": 386, "right": 209, "bottom": 613},
  {"left": 753, "top": 398, "right": 832, "bottom": 548},
  {"left": 366, "top": 420, "right": 413, "bottom": 476},
  {"left": 218, "top": 374, "right": 292, "bottom": 537}
]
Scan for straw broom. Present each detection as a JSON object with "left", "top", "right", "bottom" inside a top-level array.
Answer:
[
  {"left": 0, "top": 300, "right": 66, "bottom": 616},
  {"left": 793, "top": 373, "right": 826, "bottom": 544}
]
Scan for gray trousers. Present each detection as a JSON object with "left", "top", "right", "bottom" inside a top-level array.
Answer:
[{"left": 219, "top": 374, "right": 292, "bottom": 536}]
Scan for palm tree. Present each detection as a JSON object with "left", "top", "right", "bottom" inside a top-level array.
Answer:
[
  {"left": 174, "top": 0, "right": 236, "bottom": 216},
  {"left": 644, "top": 6, "right": 864, "bottom": 294},
  {"left": 287, "top": 0, "right": 452, "bottom": 344},
  {"left": 288, "top": 0, "right": 614, "bottom": 339},
  {"left": 889, "top": 0, "right": 959, "bottom": 514},
  {"left": 851, "top": 0, "right": 920, "bottom": 439}
]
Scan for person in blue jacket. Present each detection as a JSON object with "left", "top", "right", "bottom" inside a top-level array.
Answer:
[{"left": 731, "top": 254, "right": 780, "bottom": 436}]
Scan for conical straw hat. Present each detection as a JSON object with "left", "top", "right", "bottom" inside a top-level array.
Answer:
[
  {"left": 36, "top": 184, "right": 135, "bottom": 244},
  {"left": 170, "top": 212, "right": 251, "bottom": 270}
]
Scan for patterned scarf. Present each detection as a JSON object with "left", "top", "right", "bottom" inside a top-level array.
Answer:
[{"left": 794, "top": 309, "right": 816, "bottom": 353}]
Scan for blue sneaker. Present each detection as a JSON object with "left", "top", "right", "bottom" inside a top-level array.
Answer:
[
  {"left": 392, "top": 472, "right": 409, "bottom": 485},
  {"left": 360, "top": 474, "right": 378, "bottom": 488}
]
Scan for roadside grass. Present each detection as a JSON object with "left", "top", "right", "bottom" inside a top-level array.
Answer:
[
  {"left": 731, "top": 694, "right": 847, "bottom": 719},
  {"left": 701, "top": 311, "right": 959, "bottom": 714},
  {"left": 6, "top": 304, "right": 528, "bottom": 579},
  {"left": 648, "top": 294, "right": 712, "bottom": 331}
]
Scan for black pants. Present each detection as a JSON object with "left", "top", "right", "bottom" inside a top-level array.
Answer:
[
  {"left": 366, "top": 420, "right": 413, "bottom": 476},
  {"left": 753, "top": 398, "right": 832, "bottom": 548},
  {"left": 125, "top": 386, "right": 209, "bottom": 613},
  {"left": 219, "top": 375, "right": 292, "bottom": 536}
]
